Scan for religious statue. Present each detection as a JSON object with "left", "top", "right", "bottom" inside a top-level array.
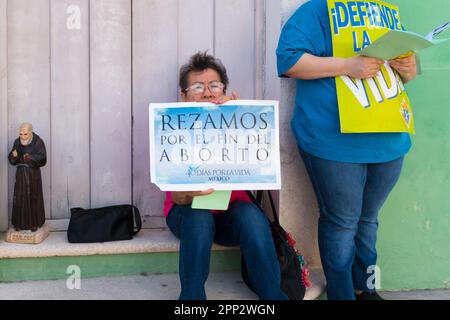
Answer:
[{"left": 8, "top": 123, "right": 47, "bottom": 232}]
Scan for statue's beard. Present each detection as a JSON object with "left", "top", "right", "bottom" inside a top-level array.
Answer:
[{"left": 20, "top": 134, "right": 33, "bottom": 146}]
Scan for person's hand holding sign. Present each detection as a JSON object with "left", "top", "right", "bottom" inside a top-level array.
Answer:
[
  {"left": 211, "top": 91, "right": 239, "bottom": 105},
  {"left": 172, "top": 189, "right": 215, "bottom": 206},
  {"left": 344, "top": 56, "right": 385, "bottom": 79},
  {"left": 389, "top": 54, "right": 417, "bottom": 83}
]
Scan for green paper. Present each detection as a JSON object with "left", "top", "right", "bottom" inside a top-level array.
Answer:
[
  {"left": 191, "top": 191, "right": 232, "bottom": 210},
  {"left": 359, "top": 29, "right": 441, "bottom": 61}
]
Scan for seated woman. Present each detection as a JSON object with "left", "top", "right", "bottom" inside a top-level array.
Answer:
[{"left": 164, "top": 52, "right": 287, "bottom": 300}]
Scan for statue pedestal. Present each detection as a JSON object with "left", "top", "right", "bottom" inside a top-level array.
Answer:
[{"left": 6, "top": 224, "right": 50, "bottom": 244}]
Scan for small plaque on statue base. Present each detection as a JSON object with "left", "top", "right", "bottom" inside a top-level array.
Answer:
[{"left": 6, "top": 224, "right": 50, "bottom": 244}]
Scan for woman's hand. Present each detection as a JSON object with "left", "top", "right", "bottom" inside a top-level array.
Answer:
[
  {"left": 171, "top": 189, "right": 215, "bottom": 205},
  {"left": 388, "top": 55, "right": 417, "bottom": 83},
  {"left": 284, "top": 53, "right": 384, "bottom": 80},
  {"left": 344, "top": 56, "right": 385, "bottom": 79},
  {"left": 12, "top": 150, "right": 18, "bottom": 158},
  {"left": 211, "top": 91, "right": 238, "bottom": 105}
]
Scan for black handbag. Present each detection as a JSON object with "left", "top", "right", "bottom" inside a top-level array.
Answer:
[
  {"left": 241, "top": 190, "right": 309, "bottom": 300},
  {"left": 67, "top": 204, "right": 142, "bottom": 243}
]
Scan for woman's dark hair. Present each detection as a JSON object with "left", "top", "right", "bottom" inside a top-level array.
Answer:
[{"left": 179, "top": 51, "right": 229, "bottom": 92}]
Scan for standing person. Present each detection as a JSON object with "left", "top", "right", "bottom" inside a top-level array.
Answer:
[
  {"left": 8, "top": 122, "right": 47, "bottom": 232},
  {"left": 164, "top": 52, "right": 287, "bottom": 300},
  {"left": 276, "top": 0, "right": 417, "bottom": 300}
]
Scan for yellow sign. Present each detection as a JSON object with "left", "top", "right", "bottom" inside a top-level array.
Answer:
[{"left": 327, "top": 0, "right": 414, "bottom": 133}]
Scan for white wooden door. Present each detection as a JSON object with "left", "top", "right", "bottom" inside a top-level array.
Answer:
[{"left": 0, "top": 0, "right": 280, "bottom": 231}]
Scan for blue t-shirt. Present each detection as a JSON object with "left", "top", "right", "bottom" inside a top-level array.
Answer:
[{"left": 276, "top": 0, "right": 411, "bottom": 163}]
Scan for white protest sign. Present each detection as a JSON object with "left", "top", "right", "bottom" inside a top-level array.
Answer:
[{"left": 149, "top": 100, "right": 281, "bottom": 191}]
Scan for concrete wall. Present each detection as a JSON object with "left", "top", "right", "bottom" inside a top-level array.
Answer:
[{"left": 278, "top": 0, "right": 321, "bottom": 267}]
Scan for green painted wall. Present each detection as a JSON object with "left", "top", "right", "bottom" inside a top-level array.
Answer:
[{"left": 378, "top": 0, "right": 450, "bottom": 290}]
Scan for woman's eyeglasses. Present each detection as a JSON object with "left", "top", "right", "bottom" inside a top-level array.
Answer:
[{"left": 185, "top": 81, "right": 225, "bottom": 94}]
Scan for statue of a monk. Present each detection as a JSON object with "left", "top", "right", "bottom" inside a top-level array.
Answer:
[{"left": 8, "top": 123, "right": 47, "bottom": 232}]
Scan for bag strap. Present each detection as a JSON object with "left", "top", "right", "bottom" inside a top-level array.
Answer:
[
  {"left": 245, "top": 190, "right": 262, "bottom": 210},
  {"left": 131, "top": 205, "right": 142, "bottom": 235},
  {"left": 256, "top": 190, "right": 263, "bottom": 206},
  {"left": 266, "top": 190, "right": 280, "bottom": 226},
  {"left": 245, "top": 190, "right": 280, "bottom": 226}
]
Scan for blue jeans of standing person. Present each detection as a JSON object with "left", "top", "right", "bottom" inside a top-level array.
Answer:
[
  {"left": 166, "top": 201, "right": 288, "bottom": 300},
  {"left": 298, "top": 148, "right": 404, "bottom": 300}
]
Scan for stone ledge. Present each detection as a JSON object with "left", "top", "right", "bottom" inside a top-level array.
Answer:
[
  {"left": 0, "top": 228, "right": 326, "bottom": 300},
  {"left": 0, "top": 228, "right": 236, "bottom": 259},
  {"left": 6, "top": 225, "right": 50, "bottom": 244}
]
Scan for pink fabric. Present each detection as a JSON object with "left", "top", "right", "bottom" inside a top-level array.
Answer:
[{"left": 163, "top": 191, "right": 252, "bottom": 217}]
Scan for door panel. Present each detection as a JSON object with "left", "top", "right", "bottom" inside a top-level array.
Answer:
[
  {"left": 50, "top": 0, "right": 90, "bottom": 218},
  {"left": 90, "top": 0, "right": 132, "bottom": 207}
]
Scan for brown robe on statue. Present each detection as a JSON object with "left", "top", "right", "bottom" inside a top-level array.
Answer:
[{"left": 8, "top": 133, "right": 47, "bottom": 230}]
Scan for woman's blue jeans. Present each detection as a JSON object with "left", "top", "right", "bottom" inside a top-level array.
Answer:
[
  {"left": 166, "top": 201, "right": 288, "bottom": 300},
  {"left": 299, "top": 148, "right": 404, "bottom": 300}
]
